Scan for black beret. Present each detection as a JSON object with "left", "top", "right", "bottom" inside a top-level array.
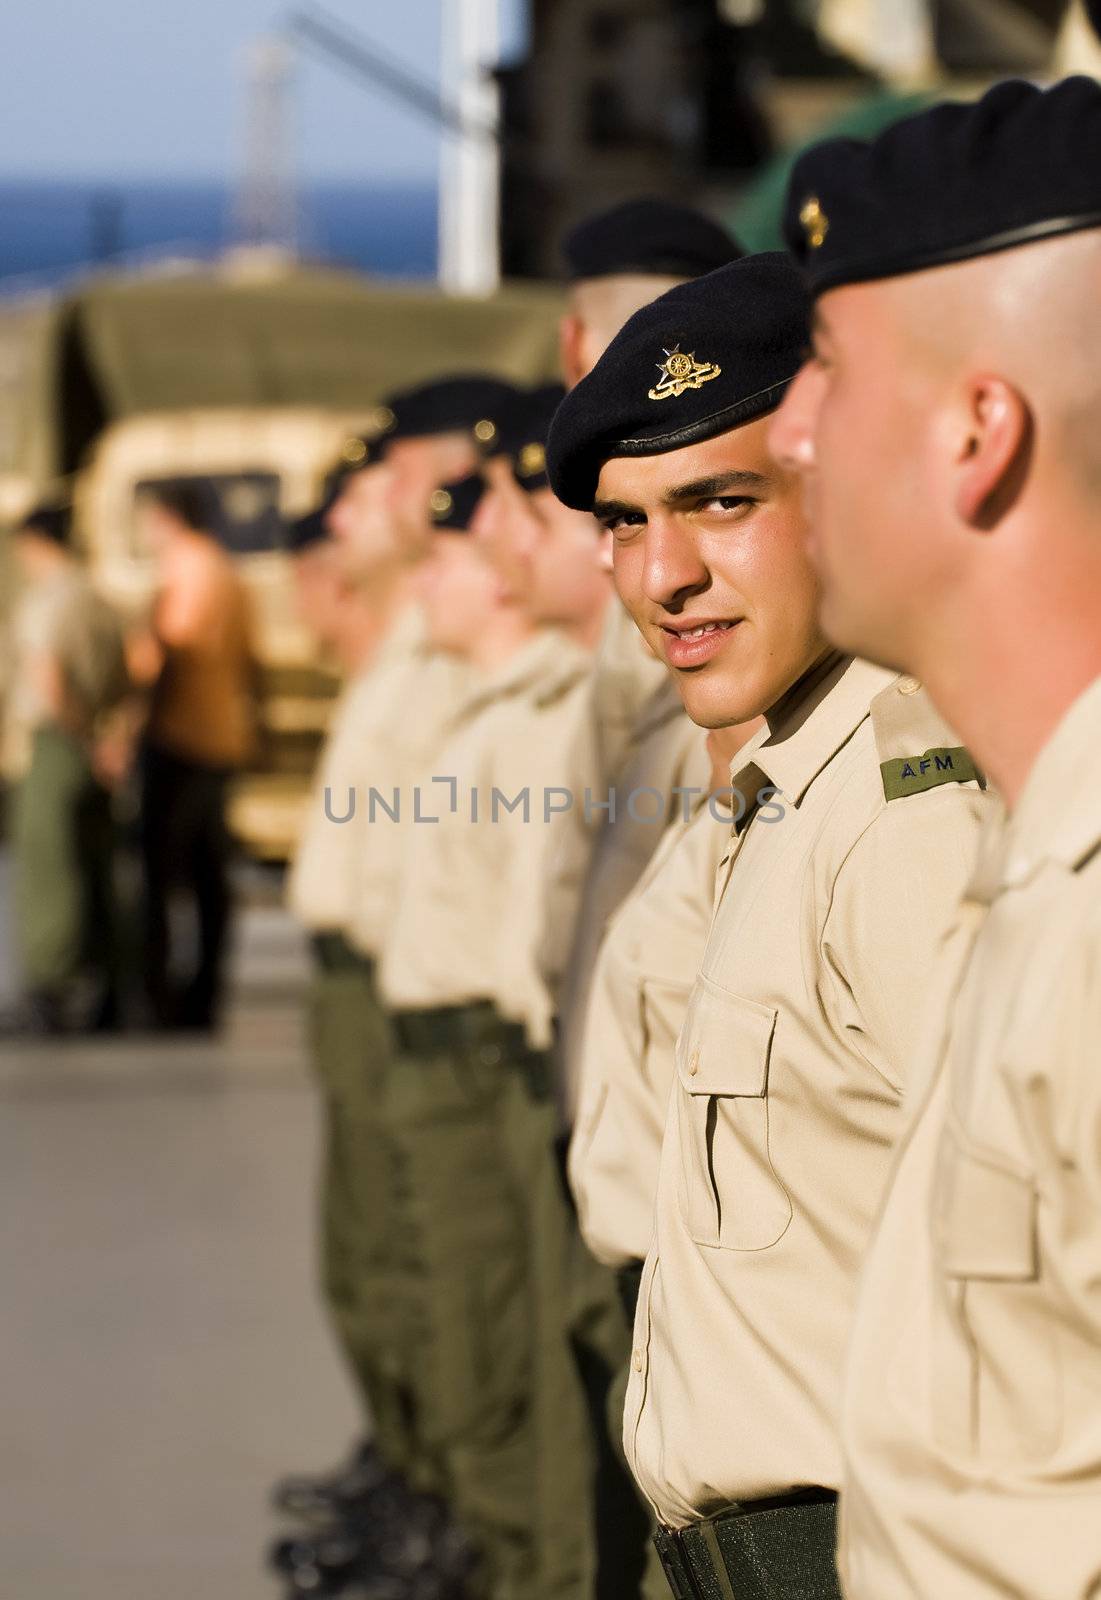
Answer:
[
  {"left": 428, "top": 472, "right": 485, "bottom": 534},
  {"left": 285, "top": 506, "right": 331, "bottom": 555},
  {"left": 480, "top": 383, "right": 566, "bottom": 492},
  {"left": 546, "top": 252, "right": 810, "bottom": 512},
  {"left": 380, "top": 375, "right": 520, "bottom": 448},
  {"left": 563, "top": 198, "right": 743, "bottom": 283},
  {"left": 19, "top": 502, "right": 71, "bottom": 544},
  {"left": 784, "top": 76, "right": 1101, "bottom": 295}
]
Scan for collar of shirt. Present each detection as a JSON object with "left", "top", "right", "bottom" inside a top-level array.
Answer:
[
  {"left": 729, "top": 654, "right": 896, "bottom": 816},
  {"left": 629, "top": 672, "right": 688, "bottom": 746},
  {"left": 455, "top": 627, "right": 589, "bottom": 723},
  {"left": 997, "top": 670, "right": 1101, "bottom": 889}
]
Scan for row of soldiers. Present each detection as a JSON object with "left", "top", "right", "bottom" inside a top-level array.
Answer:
[{"left": 275, "top": 74, "right": 1101, "bottom": 1600}]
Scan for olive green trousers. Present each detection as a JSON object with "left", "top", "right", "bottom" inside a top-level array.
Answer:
[
  {"left": 309, "top": 949, "right": 421, "bottom": 1481},
  {"left": 384, "top": 1032, "right": 538, "bottom": 1600},
  {"left": 11, "top": 725, "right": 118, "bottom": 998}
]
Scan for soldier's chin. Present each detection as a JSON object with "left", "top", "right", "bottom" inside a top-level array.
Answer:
[{"left": 673, "top": 674, "right": 762, "bottom": 732}]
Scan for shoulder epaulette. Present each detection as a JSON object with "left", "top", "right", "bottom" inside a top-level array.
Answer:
[{"left": 870, "top": 676, "right": 984, "bottom": 802}]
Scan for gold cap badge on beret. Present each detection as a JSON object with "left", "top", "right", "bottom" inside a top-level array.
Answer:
[
  {"left": 648, "top": 345, "right": 722, "bottom": 402},
  {"left": 518, "top": 442, "right": 546, "bottom": 478},
  {"left": 473, "top": 418, "right": 497, "bottom": 444},
  {"left": 799, "top": 196, "right": 829, "bottom": 251},
  {"left": 429, "top": 488, "right": 453, "bottom": 519}
]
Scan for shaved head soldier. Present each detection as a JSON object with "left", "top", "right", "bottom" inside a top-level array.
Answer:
[
  {"left": 771, "top": 76, "right": 1101, "bottom": 1600},
  {"left": 547, "top": 251, "right": 988, "bottom": 1600}
]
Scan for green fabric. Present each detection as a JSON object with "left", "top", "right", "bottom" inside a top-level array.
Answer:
[
  {"left": 10, "top": 725, "right": 117, "bottom": 991},
  {"left": 0, "top": 270, "right": 564, "bottom": 484},
  {"left": 880, "top": 746, "right": 981, "bottom": 801},
  {"left": 310, "top": 961, "right": 417, "bottom": 1478},
  {"left": 727, "top": 90, "right": 934, "bottom": 254},
  {"left": 384, "top": 1039, "right": 538, "bottom": 1600},
  {"left": 501, "top": 1078, "right": 593, "bottom": 1600}
]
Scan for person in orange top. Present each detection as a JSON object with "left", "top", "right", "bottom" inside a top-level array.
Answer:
[{"left": 135, "top": 479, "right": 257, "bottom": 1031}]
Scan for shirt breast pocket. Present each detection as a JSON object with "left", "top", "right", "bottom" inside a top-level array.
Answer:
[
  {"left": 674, "top": 978, "right": 792, "bottom": 1251},
  {"left": 932, "top": 1116, "right": 1060, "bottom": 1463}
]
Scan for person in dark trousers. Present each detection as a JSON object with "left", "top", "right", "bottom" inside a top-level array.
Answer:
[{"left": 133, "top": 480, "right": 257, "bottom": 1031}]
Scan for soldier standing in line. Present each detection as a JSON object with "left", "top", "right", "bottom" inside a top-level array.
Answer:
[
  {"left": 770, "top": 76, "right": 1101, "bottom": 1600},
  {"left": 374, "top": 393, "right": 609, "bottom": 1600},
  {"left": 546, "top": 251, "right": 988, "bottom": 1600},
  {"left": 272, "top": 378, "right": 519, "bottom": 1600}
]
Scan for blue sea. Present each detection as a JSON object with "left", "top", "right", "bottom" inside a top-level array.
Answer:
[{"left": 0, "top": 180, "right": 439, "bottom": 291}]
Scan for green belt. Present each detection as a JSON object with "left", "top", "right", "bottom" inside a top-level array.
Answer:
[
  {"left": 653, "top": 1492, "right": 841, "bottom": 1600},
  {"left": 311, "top": 932, "right": 376, "bottom": 977},
  {"left": 390, "top": 1000, "right": 551, "bottom": 1098}
]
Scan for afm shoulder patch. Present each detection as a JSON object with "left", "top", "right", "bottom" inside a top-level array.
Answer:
[{"left": 880, "top": 746, "right": 983, "bottom": 802}]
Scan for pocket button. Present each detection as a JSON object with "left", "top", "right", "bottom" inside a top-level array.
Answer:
[{"left": 688, "top": 1049, "right": 700, "bottom": 1077}]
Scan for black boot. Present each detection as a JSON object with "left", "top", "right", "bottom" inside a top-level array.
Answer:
[{"left": 271, "top": 1440, "right": 393, "bottom": 1523}]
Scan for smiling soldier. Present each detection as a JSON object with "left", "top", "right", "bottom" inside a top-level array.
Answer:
[{"left": 546, "top": 251, "right": 989, "bottom": 1600}]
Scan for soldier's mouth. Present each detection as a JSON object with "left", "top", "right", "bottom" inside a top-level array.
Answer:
[{"left": 659, "top": 618, "right": 741, "bottom": 669}]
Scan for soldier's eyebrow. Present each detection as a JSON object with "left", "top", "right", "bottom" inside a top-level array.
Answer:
[
  {"left": 663, "top": 470, "right": 769, "bottom": 506},
  {"left": 592, "top": 497, "right": 641, "bottom": 522}
]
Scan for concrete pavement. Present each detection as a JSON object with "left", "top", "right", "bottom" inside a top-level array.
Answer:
[{"left": 0, "top": 869, "right": 359, "bottom": 1600}]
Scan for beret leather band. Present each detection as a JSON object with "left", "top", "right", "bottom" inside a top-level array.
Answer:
[
  {"left": 609, "top": 376, "right": 794, "bottom": 457},
  {"left": 806, "top": 208, "right": 1101, "bottom": 294}
]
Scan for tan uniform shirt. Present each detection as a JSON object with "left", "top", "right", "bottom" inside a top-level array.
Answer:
[
  {"left": 623, "top": 656, "right": 989, "bottom": 1528},
  {"left": 379, "top": 629, "right": 591, "bottom": 1049},
  {"left": 840, "top": 672, "right": 1101, "bottom": 1600},
  {"left": 569, "top": 797, "right": 729, "bottom": 1268},
  {"left": 586, "top": 601, "right": 672, "bottom": 792},
  {"left": 287, "top": 606, "right": 469, "bottom": 945},
  {"left": 8, "top": 567, "right": 127, "bottom": 762},
  {"left": 557, "top": 676, "right": 710, "bottom": 1122}
]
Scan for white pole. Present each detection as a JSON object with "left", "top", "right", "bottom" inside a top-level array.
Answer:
[{"left": 438, "top": 0, "right": 501, "bottom": 296}]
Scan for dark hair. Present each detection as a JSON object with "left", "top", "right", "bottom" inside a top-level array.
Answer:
[
  {"left": 144, "top": 477, "right": 219, "bottom": 533},
  {"left": 19, "top": 502, "right": 71, "bottom": 545}
]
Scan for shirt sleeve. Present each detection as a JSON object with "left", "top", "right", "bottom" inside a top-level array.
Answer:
[{"left": 820, "top": 785, "right": 986, "bottom": 1096}]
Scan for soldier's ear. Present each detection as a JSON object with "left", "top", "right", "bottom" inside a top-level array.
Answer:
[
  {"left": 559, "top": 314, "right": 587, "bottom": 390},
  {"left": 953, "top": 374, "right": 1031, "bottom": 530}
]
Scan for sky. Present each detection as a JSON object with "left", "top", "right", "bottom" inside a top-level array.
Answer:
[{"left": 0, "top": 0, "right": 526, "bottom": 184}]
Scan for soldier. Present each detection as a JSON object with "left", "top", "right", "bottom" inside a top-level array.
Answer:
[
  {"left": 558, "top": 199, "right": 744, "bottom": 799},
  {"left": 273, "top": 378, "right": 517, "bottom": 1600},
  {"left": 545, "top": 250, "right": 988, "bottom": 1600},
  {"left": 2, "top": 503, "right": 129, "bottom": 1035},
  {"left": 548, "top": 204, "right": 746, "bottom": 1600},
  {"left": 375, "top": 391, "right": 607, "bottom": 1600},
  {"left": 770, "top": 76, "right": 1101, "bottom": 1599}
]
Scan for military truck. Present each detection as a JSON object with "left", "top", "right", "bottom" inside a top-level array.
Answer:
[{"left": 0, "top": 257, "right": 563, "bottom": 857}]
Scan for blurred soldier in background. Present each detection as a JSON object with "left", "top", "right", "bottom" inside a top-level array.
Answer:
[
  {"left": 274, "top": 379, "right": 518, "bottom": 1600},
  {"left": 1, "top": 503, "right": 129, "bottom": 1035},
  {"left": 374, "top": 383, "right": 606, "bottom": 1600},
  {"left": 132, "top": 480, "right": 257, "bottom": 1031}
]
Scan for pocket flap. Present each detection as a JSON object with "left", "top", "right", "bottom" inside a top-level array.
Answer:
[
  {"left": 676, "top": 977, "right": 777, "bottom": 1097},
  {"left": 937, "top": 1124, "right": 1038, "bottom": 1282}
]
